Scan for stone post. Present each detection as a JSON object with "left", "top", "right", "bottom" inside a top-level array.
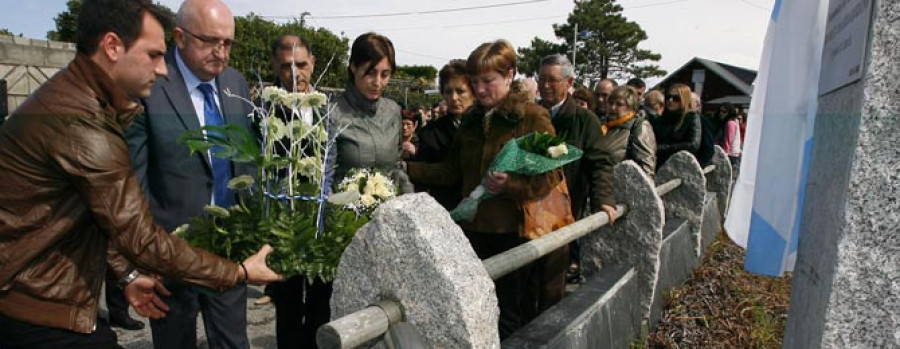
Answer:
[
  {"left": 785, "top": 1, "right": 899, "bottom": 347},
  {"left": 656, "top": 151, "right": 706, "bottom": 256},
  {"left": 581, "top": 161, "right": 664, "bottom": 323},
  {"left": 706, "top": 145, "right": 733, "bottom": 219},
  {"left": 330, "top": 193, "right": 499, "bottom": 348}
]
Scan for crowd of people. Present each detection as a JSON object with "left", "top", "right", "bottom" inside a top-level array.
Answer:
[{"left": 0, "top": 0, "right": 746, "bottom": 347}]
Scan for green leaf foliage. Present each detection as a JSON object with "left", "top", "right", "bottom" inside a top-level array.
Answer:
[
  {"left": 47, "top": 0, "right": 80, "bottom": 42},
  {"left": 519, "top": 132, "right": 563, "bottom": 155},
  {"left": 517, "top": 0, "right": 666, "bottom": 82},
  {"left": 232, "top": 14, "right": 350, "bottom": 90},
  {"left": 517, "top": 37, "right": 566, "bottom": 77}
]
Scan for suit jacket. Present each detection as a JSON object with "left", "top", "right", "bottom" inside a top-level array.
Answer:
[
  {"left": 545, "top": 96, "right": 607, "bottom": 218},
  {"left": 127, "top": 51, "right": 255, "bottom": 232}
]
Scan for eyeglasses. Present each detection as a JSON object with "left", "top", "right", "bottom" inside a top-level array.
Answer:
[
  {"left": 538, "top": 76, "right": 565, "bottom": 85},
  {"left": 667, "top": 94, "right": 681, "bottom": 102},
  {"left": 180, "top": 27, "right": 234, "bottom": 51}
]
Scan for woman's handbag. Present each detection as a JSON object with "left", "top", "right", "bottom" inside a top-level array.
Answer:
[{"left": 519, "top": 176, "right": 575, "bottom": 240}]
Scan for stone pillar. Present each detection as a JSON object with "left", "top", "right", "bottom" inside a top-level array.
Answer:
[
  {"left": 785, "top": 1, "right": 899, "bottom": 347},
  {"left": 656, "top": 151, "right": 706, "bottom": 256},
  {"left": 330, "top": 193, "right": 499, "bottom": 348},
  {"left": 581, "top": 161, "right": 664, "bottom": 323},
  {"left": 706, "top": 145, "right": 733, "bottom": 218}
]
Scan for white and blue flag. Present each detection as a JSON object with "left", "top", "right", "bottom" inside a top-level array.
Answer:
[{"left": 724, "top": 0, "right": 828, "bottom": 276}]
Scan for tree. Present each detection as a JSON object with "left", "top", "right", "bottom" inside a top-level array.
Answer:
[
  {"left": 383, "top": 65, "right": 441, "bottom": 109},
  {"left": 0, "top": 28, "right": 14, "bottom": 36},
  {"left": 47, "top": 0, "right": 81, "bottom": 42},
  {"left": 555, "top": 0, "right": 665, "bottom": 80},
  {"left": 46, "top": 0, "right": 175, "bottom": 44},
  {"left": 517, "top": 37, "right": 564, "bottom": 77},
  {"left": 519, "top": 0, "right": 666, "bottom": 82}
]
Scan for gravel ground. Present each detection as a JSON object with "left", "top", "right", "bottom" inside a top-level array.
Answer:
[
  {"left": 103, "top": 285, "right": 277, "bottom": 349},
  {"left": 647, "top": 232, "right": 791, "bottom": 348}
]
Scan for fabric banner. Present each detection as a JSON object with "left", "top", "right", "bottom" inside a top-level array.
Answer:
[{"left": 724, "top": 0, "right": 828, "bottom": 276}]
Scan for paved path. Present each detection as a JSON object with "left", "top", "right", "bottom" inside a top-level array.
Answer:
[{"left": 103, "top": 285, "right": 278, "bottom": 349}]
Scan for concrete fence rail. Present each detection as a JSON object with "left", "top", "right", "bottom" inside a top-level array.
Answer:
[{"left": 320, "top": 147, "right": 732, "bottom": 348}]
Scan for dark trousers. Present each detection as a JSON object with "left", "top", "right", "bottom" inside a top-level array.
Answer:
[
  {"left": 270, "top": 276, "right": 333, "bottom": 348},
  {"left": 520, "top": 245, "right": 569, "bottom": 322},
  {"left": 0, "top": 314, "right": 121, "bottom": 349},
  {"left": 464, "top": 231, "right": 527, "bottom": 340},
  {"left": 105, "top": 274, "right": 130, "bottom": 321},
  {"left": 149, "top": 281, "right": 248, "bottom": 349}
]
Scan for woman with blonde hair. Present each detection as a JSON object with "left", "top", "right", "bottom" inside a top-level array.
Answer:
[
  {"left": 406, "top": 40, "right": 562, "bottom": 338},
  {"left": 650, "top": 83, "right": 702, "bottom": 167}
]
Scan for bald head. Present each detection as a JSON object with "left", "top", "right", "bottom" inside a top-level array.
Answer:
[
  {"left": 174, "top": 0, "right": 235, "bottom": 81},
  {"left": 176, "top": 0, "right": 234, "bottom": 29},
  {"left": 594, "top": 79, "right": 616, "bottom": 114}
]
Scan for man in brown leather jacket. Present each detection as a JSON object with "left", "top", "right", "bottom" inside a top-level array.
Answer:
[{"left": 0, "top": 1, "right": 279, "bottom": 348}]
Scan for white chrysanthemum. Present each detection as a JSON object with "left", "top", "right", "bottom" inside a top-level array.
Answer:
[
  {"left": 362, "top": 180, "right": 376, "bottom": 195},
  {"left": 547, "top": 143, "right": 569, "bottom": 158},
  {"left": 267, "top": 116, "right": 288, "bottom": 140},
  {"left": 171, "top": 223, "right": 190, "bottom": 236},
  {"left": 315, "top": 126, "right": 329, "bottom": 143},
  {"left": 261, "top": 86, "right": 286, "bottom": 103},
  {"left": 227, "top": 174, "right": 255, "bottom": 190},
  {"left": 289, "top": 121, "right": 306, "bottom": 139},
  {"left": 283, "top": 92, "right": 304, "bottom": 107},
  {"left": 304, "top": 92, "right": 328, "bottom": 108},
  {"left": 360, "top": 194, "right": 377, "bottom": 207},
  {"left": 372, "top": 181, "right": 394, "bottom": 199},
  {"left": 297, "top": 157, "right": 320, "bottom": 180},
  {"left": 346, "top": 182, "right": 359, "bottom": 193},
  {"left": 203, "top": 205, "right": 230, "bottom": 218}
]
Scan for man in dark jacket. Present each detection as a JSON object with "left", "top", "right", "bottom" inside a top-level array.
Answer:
[
  {"left": 264, "top": 33, "right": 334, "bottom": 349},
  {"left": 0, "top": 1, "right": 279, "bottom": 347},
  {"left": 535, "top": 53, "right": 610, "bottom": 304},
  {"left": 538, "top": 54, "right": 609, "bottom": 220}
]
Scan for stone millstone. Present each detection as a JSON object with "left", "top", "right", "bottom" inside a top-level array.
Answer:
[
  {"left": 581, "top": 161, "right": 664, "bottom": 322},
  {"left": 656, "top": 150, "right": 706, "bottom": 256},
  {"left": 331, "top": 193, "right": 500, "bottom": 348}
]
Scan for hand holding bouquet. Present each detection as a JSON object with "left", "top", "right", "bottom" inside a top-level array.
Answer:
[{"left": 450, "top": 132, "right": 582, "bottom": 222}]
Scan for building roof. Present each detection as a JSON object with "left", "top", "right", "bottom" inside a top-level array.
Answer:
[{"left": 654, "top": 57, "right": 757, "bottom": 96}]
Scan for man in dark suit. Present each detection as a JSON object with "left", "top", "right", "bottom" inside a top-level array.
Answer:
[
  {"left": 262, "top": 34, "right": 333, "bottom": 349},
  {"left": 125, "top": 0, "right": 254, "bottom": 348}
]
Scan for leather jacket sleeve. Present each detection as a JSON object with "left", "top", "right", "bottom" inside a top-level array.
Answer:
[{"left": 58, "top": 122, "right": 242, "bottom": 291}]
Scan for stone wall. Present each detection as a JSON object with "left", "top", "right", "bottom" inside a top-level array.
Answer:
[
  {"left": 0, "top": 35, "right": 75, "bottom": 115},
  {"left": 785, "top": 0, "right": 900, "bottom": 347}
]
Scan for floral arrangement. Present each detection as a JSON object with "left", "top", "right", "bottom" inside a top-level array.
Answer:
[
  {"left": 176, "top": 86, "right": 395, "bottom": 282},
  {"left": 450, "top": 132, "right": 583, "bottom": 222}
]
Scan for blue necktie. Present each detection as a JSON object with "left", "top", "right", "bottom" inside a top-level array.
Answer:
[{"left": 197, "top": 83, "right": 233, "bottom": 207}]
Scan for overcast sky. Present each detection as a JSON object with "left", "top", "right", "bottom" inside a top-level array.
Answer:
[{"left": 0, "top": 0, "right": 775, "bottom": 86}]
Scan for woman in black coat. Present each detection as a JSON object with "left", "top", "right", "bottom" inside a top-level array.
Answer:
[
  {"left": 413, "top": 59, "right": 475, "bottom": 209},
  {"left": 651, "top": 83, "right": 702, "bottom": 168}
]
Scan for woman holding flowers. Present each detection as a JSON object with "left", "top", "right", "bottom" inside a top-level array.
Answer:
[
  {"left": 406, "top": 40, "right": 562, "bottom": 338},
  {"left": 330, "top": 32, "right": 414, "bottom": 194}
]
